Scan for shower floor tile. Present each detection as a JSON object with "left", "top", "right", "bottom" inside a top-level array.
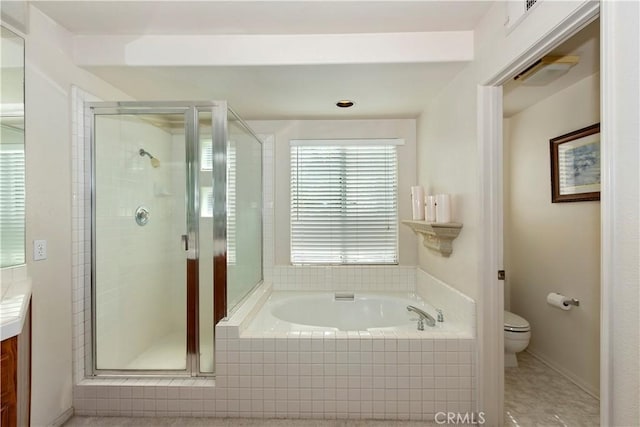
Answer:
[
  {"left": 504, "top": 351, "right": 600, "bottom": 426},
  {"left": 125, "top": 331, "right": 186, "bottom": 370}
]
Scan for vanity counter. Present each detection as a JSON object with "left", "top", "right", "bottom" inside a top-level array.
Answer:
[{"left": 1, "top": 277, "right": 32, "bottom": 340}]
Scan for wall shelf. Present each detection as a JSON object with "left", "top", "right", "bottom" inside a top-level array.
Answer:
[{"left": 402, "top": 220, "right": 463, "bottom": 257}]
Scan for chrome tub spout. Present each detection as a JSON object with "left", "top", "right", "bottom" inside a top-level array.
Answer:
[{"left": 407, "top": 305, "right": 436, "bottom": 330}]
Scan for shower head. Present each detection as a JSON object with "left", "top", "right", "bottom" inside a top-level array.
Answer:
[{"left": 139, "top": 148, "right": 160, "bottom": 168}]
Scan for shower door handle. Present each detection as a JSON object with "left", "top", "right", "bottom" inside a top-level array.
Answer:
[{"left": 181, "top": 234, "right": 189, "bottom": 251}]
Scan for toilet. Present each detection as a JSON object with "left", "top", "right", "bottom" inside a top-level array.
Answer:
[{"left": 504, "top": 310, "right": 531, "bottom": 368}]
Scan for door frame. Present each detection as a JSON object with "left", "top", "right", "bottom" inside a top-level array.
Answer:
[
  {"left": 85, "top": 101, "right": 223, "bottom": 377},
  {"left": 476, "top": 2, "right": 602, "bottom": 425}
]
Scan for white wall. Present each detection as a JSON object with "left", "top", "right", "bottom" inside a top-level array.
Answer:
[
  {"left": 416, "top": 0, "right": 640, "bottom": 423},
  {"left": 247, "top": 119, "right": 418, "bottom": 267},
  {"left": 417, "top": 0, "right": 598, "bottom": 302},
  {"left": 417, "top": 65, "right": 479, "bottom": 299},
  {"left": 416, "top": 1, "right": 603, "bottom": 422},
  {"left": 22, "top": 6, "right": 133, "bottom": 425},
  {"left": 504, "top": 73, "right": 600, "bottom": 395}
]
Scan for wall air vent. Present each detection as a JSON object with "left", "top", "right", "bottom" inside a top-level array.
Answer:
[
  {"left": 526, "top": 0, "right": 538, "bottom": 11},
  {"left": 506, "top": 0, "right": 541, "bottom": 31}
]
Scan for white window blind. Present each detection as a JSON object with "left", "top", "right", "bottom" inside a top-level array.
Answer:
[
  {"left": 0, "top": 144, "right": 26, "bottom": 267},
  {"left": 290, "top": 140, "right": 399, "bottom": 264}
]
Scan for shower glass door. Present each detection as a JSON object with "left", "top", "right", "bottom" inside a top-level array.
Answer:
[
  {"left": 88, "top": 101, "right": 262, "bottom": 376},
  {"left": 91, "top": 105, "right": 196, "bottom": 374}
]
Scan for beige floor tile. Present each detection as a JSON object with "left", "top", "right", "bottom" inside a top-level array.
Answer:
[{"left": 504, "top": 352, "right": 599, "bottom": 426}]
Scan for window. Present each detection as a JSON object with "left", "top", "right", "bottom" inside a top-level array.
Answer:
[
  {"left": 0, "top": 143, "right": 26, "bottom": 267},
  {"left": 290, "top": 139, "right": 401, "bottom": 264}
]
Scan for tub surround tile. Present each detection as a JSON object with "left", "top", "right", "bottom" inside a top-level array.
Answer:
[
  {"left": 76, "top": 277, "right": 477, "bottom": 420},
  {"left": 271, "top": 266, "right": 416, "bottom": 292},
  {"left": 209, "top": 321, "right": 475, "bottom": 422},
  {"left": 415, "top": 269, "right": 476, "bottom": 335}
]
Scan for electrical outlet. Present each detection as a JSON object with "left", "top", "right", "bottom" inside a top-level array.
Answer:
[{"left": 33, "top": 240, "right": 47, "bottom": 261}]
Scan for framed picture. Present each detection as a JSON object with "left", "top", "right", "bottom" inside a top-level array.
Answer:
[{"left": 550, "top": 123, "right": 601, "bottom": 203}]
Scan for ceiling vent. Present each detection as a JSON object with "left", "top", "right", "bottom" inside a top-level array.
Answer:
[
  {"left": 526, "top": 0, "right": 539, "bottom": 12},
  {"left": 514, "top": 55, "right": 580, "bottom": 86}
]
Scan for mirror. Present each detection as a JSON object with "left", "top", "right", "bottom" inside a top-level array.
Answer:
[{"left": 1, "top": 26, "right": 25, "bottom": 268}]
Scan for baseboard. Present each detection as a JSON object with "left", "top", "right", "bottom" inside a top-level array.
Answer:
[
  {"left": 48, "top": 407, "right": 74, "bottom": 427},
  {"left": 525, "top": 349, "right": 600, "bottom": 399}
]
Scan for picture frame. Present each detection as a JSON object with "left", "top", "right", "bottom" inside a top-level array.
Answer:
[{"left": 550, "top": 123, "right": 601, "bottom": 203}]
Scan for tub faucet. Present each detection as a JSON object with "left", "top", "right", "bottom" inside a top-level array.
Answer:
[{"left": 406, "top": 305, "right": 436, "bottom": 330}]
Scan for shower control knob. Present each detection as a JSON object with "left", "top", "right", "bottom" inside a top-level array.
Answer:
[{"left": 135, "top": 206, "right": 150, "bottom": 226}]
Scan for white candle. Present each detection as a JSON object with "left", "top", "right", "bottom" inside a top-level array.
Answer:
[
  {"left": 411, "top": 186, "right": 425, "bottom": 220},
  {"left": 426, "top": 195, "right": 437, "bottom": 222},
  {"left": 435, "top": 194, "right": 451, "bottom": 223}
]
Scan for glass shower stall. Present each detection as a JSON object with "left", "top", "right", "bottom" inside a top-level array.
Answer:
[{"left": 86, "top": 101, "right": 262, "bottom": 376}]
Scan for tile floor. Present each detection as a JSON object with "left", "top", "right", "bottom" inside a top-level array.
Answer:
[
  {"left": 65, "top": 418, "right": 438, "bottom": 426},
  {"left": 65, "top": 351, "right": 600, "bottom": 426},
  {"left": 504, "top": 352, "right": 599, "bottom": 426}
]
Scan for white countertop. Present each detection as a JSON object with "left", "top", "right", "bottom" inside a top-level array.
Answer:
[{"left": 0, "top": 277, "right": 32, "bottom": 340}]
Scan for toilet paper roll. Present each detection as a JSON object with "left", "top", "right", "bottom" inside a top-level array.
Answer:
[
  {"left": 426, "top": 195, "right": 437, "bottom": 222},
  {"left": 435, "top": 194, "right": 451, "bottom": 223},
  {"left": 411, "top": 186, "right": 425, "bottom": 220},
  {"left": 546, "top": 292, "right": 572, "bottom": 311}
]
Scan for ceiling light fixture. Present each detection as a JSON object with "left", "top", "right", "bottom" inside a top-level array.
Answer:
[
  {"left": 514, "top": 55, "right": 580, "bottom": 86},
  {"left": 336, "top": 100, "right": 355, "bottom": 108}
]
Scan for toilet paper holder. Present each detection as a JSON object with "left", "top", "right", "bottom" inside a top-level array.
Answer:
[{"left": 562, "top": 296, "right": 580, "bottom": 307}]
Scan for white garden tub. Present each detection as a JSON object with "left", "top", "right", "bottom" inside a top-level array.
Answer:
[{"left": 245, "top": 291, "right": 461, "bottom": 334}]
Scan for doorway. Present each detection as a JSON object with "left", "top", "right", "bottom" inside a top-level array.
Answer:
[{"left": 501, "top": 19, "right": 601, "bottom": 425}]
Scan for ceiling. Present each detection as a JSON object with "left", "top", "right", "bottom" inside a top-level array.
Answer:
[
  {"left": 32, "top": 2, "right": 599, "bottom": 121},
  {"left": 85, "top": 62, "right": 469, "bottom": 120},
  {"left": 32, "top": 1, "right": 493, "bottom": 35},
  {"left": 32, "top": 0, "right": 495, "bottom": 119}
]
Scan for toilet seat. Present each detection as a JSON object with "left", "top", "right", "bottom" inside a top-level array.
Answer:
[{"left": 504, "top": 310, "right": 530, "bottom": 333}]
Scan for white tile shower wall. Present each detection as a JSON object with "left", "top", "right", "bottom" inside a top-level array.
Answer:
[
  {"left": 272, "top": 266, "right": 416, "bottom": 292},
  {"left": 416, "top": 269, "right": 476, "bottom": 335},
  {"left": 72, "top": 89, "right": 187, "bottom": 377},
  {"left": 71, "top": 86, "right": 100, "bottom": 382},
  {"left": 71, "top": 97, "right": 277, "bottom": 377},
  {"left": 93, "top": 115, "right": 180, "bottom": 369}
]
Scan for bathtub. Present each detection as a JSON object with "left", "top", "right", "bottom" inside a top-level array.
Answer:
[
  {"left": 215, "top": 281, "right": 476, "bottom": 420},
  {"left": 216, "top": 284, "right": 476, "bottom": 420},
  {"left": 245, "top": 291, "right": 465, "bottom": 336}
]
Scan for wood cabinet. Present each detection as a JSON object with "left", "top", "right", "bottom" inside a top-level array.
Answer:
[
  {"left": 1, "top": 305, "right": 30, "bottom": 427},
  {"left": 1, "top": 336, "right": 18, "bottom": 426}
]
